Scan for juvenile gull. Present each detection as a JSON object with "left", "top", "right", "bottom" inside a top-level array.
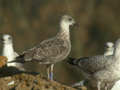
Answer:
[
  {"left": 9, "top": 15, "right": 75, "bottom": 80},
  {"left": 105, "top": 42, "right": 120, "bottom": 90},
  {"left": 68, "top": 39, "right": 120, "bottom": 90},
  {"left": 0, "top": 34, "right": 22, "bottom": 68},
  {"left": 71, "top": 42, "right": 114, "bottom": 88}
]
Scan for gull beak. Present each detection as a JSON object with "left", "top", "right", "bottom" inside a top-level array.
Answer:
[
  {"left": 104, "top": 45, "right": 109, "bottom": 49},
  {"left": 70, "top": 22, "right": 79, "bottom": 30},
  {"left": 0, "top": 38, "right": 4, "bottom": 42},
  {"left": 74, "top": 22, "right": 79, "bottom": 27}
]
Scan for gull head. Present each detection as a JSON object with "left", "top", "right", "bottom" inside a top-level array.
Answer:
[
  {"left": 1, "top": 34, "right": 13, "bottom": 44},
  {"left": 105, "top": 42, "right": 114, "bottom": 50},
  {"left": 60, "top": 15, "right": 75, "bottom": 30},
  {"left": 104, "top": 42, "right": 114, "bottom": 56}
]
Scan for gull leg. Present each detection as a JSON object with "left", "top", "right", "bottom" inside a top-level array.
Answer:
[
  {"left": 97, "top": 81, "right": 101, "bottom": 90},
  {"left": 105, "top": 83, "right": 108, "bottom": 90},
  {"left": 49, "top": 64, "right": 54, "bottom": 80},
  {"left": 47, "top": 66, "right": 50, "bottom": 80},
  {"left": 105, "top": 86, "right": 108, "bottom": 90}
]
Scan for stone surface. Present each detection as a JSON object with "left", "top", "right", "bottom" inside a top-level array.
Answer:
[
  {"left": 0, "top": 73, "right": 77, "bottom": 90},
  {"left": 0, "top": 56, "right": 7, "bottom": 68}
]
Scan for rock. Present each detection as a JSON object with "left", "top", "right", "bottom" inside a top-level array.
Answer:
[
  {"left": 0, "top": 56, "right": 7, "bottom": 68},
  {"left": 0, "top": 73, "right": 76, "bottom": 90}
]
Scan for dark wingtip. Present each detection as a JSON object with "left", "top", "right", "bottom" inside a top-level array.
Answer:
[
  {"left": 67, "top": 57, "right": 77, "bottom": 65},
  {"left": 8, "top": 55, "right": 25, "bottom": 64}
]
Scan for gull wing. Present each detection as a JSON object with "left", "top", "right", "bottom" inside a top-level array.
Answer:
[
  {"left": 70, "top": 55, "right": 114, "bottom": 74},
  {"left": 22, "top": 38, "right": 68, "bottom": 64}
]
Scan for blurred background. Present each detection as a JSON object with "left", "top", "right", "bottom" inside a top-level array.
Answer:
[{"left": 0, "top": 0, "right": 120, "bottom": 86}]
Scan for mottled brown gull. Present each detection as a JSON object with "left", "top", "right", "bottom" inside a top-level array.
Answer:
[
  {"left": 9, "top": 15, "right": 75, "bottom": 80},
  {"left": 71, "top": 42, "right": 114, "bottom": 88},
  {"left": 68, "top": 39, "right": 120, "bottom": 90}
]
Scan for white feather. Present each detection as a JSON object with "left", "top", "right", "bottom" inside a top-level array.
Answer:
[{"left": 2, "top": 34, "right": 19, "bottom": 67}]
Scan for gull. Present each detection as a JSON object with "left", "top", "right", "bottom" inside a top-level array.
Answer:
[
  {"left": 104, "top": 42, "right": 120, "bottom": 90},
  {"left": 0, "top": 34, "right": 21, "bottom": 67},
  {"left": 9, "top": 15, "right": 76, "bottom": 80},
  {"left": 71, "top": 42, "right": 114, "bottom": 88},
  {"left": 68, "top": 38, "right": 120, "bottom": 90}
]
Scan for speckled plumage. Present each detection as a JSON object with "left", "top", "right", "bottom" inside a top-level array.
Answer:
[
  {"left": 21, "top": 34, "right": 71, "bottom": 64},
  {"left": 75, "top": 55, "right": 114, "bottom": 75},
  {"left": 16, "top": 15, "right": 75, "bottom": 65},
  {"left": 71, "top": 42, "right": 115, "bottom": 88},
  {"left": 68, "top": 39, "right": 120, "bottom": 90},
  {"left": 10, "top": 15, "right": 75, "bottom": 80}
]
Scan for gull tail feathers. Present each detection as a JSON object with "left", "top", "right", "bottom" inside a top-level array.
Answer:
[{"left": 8, "top": 54, "right": 25, "bottom": 64}]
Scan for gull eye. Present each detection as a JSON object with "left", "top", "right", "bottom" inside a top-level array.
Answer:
[
  {"left": 68, "top": 18, "right": 72, "bottom": 21},
  {"left": 8, "top": 37, "right": 12, "bottom": 40},
  {"left": 106, "top": 45, "right": 109, "bottom": 48}
]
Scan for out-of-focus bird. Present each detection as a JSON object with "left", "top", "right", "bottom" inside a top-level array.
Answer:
[
  {"left": 9, "top": 15, "right": 76, "bottom": 80},
  {"left": 0, "top": 34, "right": 22, "bottom": 68},
  {"left": 68, "top": 39, "right": 120, "bottom": 90}
]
